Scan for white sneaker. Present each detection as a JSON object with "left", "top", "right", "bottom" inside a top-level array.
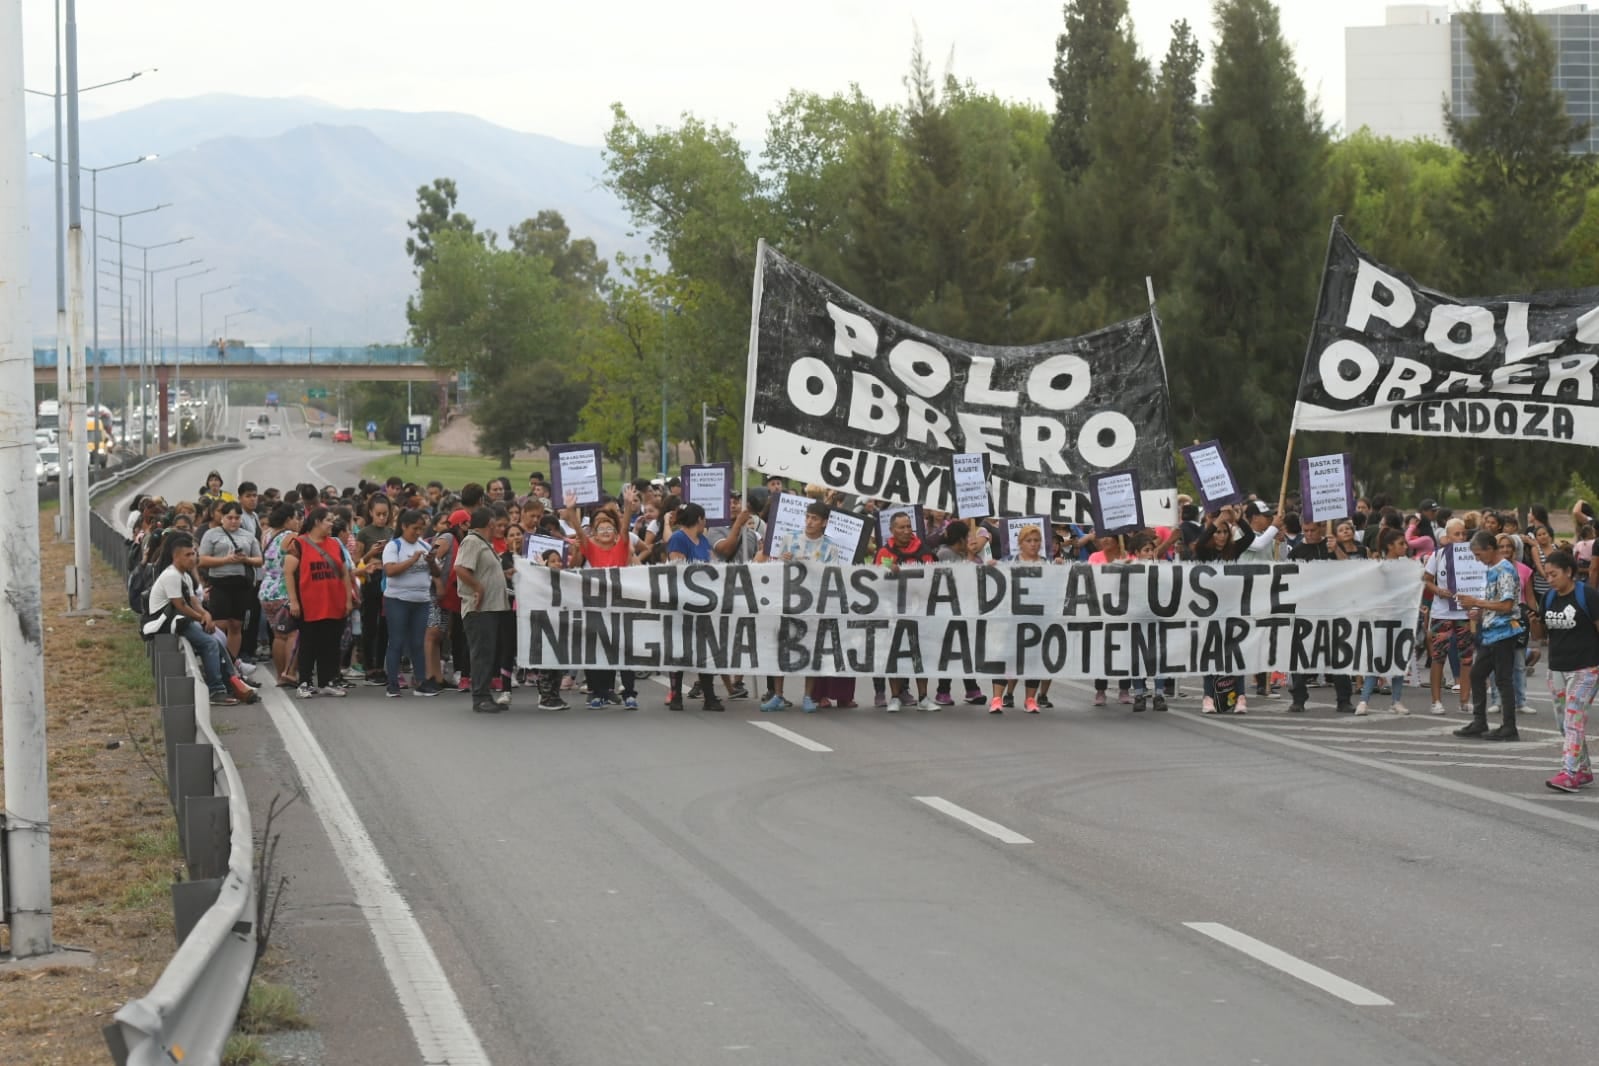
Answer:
[
  {"left": 494, "top": 689, "right": 511, "bottom": 707},
  {"left": 918, "top": 696, "right": 939, "bottom": 712},
  {"left": 1234, "top": 696, "right": 1248, "bottom": 715},
  {"left": 1517, "top": 705, "right": 1534, "bottom": 716},
  {"left": 1429, "top": 701, "right": 1446, "bottom": 715},
  {"left": 1354, "top": 701, "right": 1370, "bottom": 716},
  {"left": 296, "top": 682, "right": 317, "bottom": 699},
  {"left": 1391, "top": 702, "right": 1410, "bottom": 715},
  {"left": 886, "top": 697, "right": 902, "bottom": 713},
  {"left": 236, "top": 660, "right": 257, "bottom": 677},
  {"left": 1486, "top": 702, "right": 1500, "bottom": 715},
  {"left": 318, "top": 685, "right": 347, "bottom": 698}
]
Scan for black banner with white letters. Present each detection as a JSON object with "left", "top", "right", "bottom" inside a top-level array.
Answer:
[
  {"left": 745, "top": 245, "right": 1178, "bottom": 525},
  {"left": 1294, "top": 222, "right": 1599, "bottom": 445}
]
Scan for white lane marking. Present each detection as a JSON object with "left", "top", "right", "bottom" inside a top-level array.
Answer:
[
  {"left": 1183, "top": 922, "right": 1392, "bottom": 1006},
  {"left": 748, "top": 720, "right": 833, "bottom": 752},
  {"left": 1386, "top": 759, "right": 1555, "bottom": 771},
  {"left": 1173, "top": 709, "right": 1599, "bottom": 833},
  {"left": 259, "top": 684, "right": 493, "bottom": 1065},
  {"left": 913, "top": 796, "right": 1033, "bottom": 844}
]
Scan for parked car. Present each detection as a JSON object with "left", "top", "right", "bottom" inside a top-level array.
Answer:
[
  {"left": 248, "top": 424, "right": 268, "bottom": 440},
  {"left": 333, "top": 426, "right": 352, "bottom": 443}
]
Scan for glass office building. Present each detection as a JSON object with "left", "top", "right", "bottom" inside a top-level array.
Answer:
[{"left": 1451, "top": 4, "right": 1599, "bottom": 153}]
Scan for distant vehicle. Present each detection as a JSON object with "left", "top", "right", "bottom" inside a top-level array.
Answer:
[
  {"left": 37, "top": 399, "right": 59, "bottom": 433},
  {"left": 307, "top": 427, "right": 324, "bottom": 439},
  {"left": 36, "top": 445, "right": 60, "bottom": 482},
  {"left": 85, "top": 416, "right": 113, "bottom": 466},
  {"left": 267, "top": 423, "right": 282, "bottom": 437},
  {"left": 258, "top": 413, "right": 270, "bottom": 425},
  {"left": 247, "top": 424, "right": 267, "bottom": 440},
  {"left": 332, "top": 426, "right": 352, "bottom": 443},
  {"left": 265, "top": 391, "right": 279, "bottom": 409}
]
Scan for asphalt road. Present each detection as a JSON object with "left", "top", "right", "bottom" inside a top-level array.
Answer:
[{"left": 106, "top": 422, "right": 1599, "bottom": 1065}]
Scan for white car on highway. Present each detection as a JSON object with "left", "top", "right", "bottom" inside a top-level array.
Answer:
[{"left": 248, "top": 423, "right": 268, "bottom": 440}]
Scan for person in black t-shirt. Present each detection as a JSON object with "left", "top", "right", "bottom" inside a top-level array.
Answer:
[{"left": 1529, "top": 549, "right": 1599, "bottom": 793}]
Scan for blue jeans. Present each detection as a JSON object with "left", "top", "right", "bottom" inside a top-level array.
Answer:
[
  {"left": 384, "top": 597, "right": 430, "bottom": 690},
  {"left": 180, "top": 624, "right": 227, "bottom": 694},
  {"left": 1132, "top": 677, "right": 1165, "bottom": 694},
  {"left": 1360, "top": 675, "right": 1405, "bottom": 705}
]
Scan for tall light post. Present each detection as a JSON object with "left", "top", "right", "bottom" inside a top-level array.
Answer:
[
  {"left": 34, "top": 152, "right": 156, "bottom": 416},
  {"left": 98, "top": 272, "right": 139, "bottom": 436},
  {"left": 25, "top": 56, "right": 151, "bottom": 545},
  {"left": 87, "top": 202, "right": 170, "bottom": 437},
  {"left": 97, "top": 232, "right": 189, "bottom": 448},
  {"left": 3, "top": 0, "right": 55, "bottom": 960},
  {"left": 222, "top": 308, "right": 253, "bottom": 430},
  {"left": 173, "top": 265, "right": 213, "bottom": 422},
  {"left": 200, "top": 285, "right": 233, "bottom": 440}
]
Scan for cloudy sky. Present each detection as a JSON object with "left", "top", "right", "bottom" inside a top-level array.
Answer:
[{"left": 20, "top": 1, "right": 1499, "bottom": 145}]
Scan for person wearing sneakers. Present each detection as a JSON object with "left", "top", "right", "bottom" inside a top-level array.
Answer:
[
  {"left": 1529, "top": 549, "right": 1599, "bottom": 792},
  {"left": 1421, "top": 518, "right": 1474, "bottom": 717},
  {"left": 142, "top": 532, "right": 257, "bottom": 705},
  {"left": 283, "top": 507, "right": 353, "bottom": 698},
  {"left": 990, "top": 522, "right": 1055, "bottom": 714},
  {"left": 1454, "top": 530, "right": 1524, "bottom": 742},
  {"left": 565, "top": 488, "right": 641, "bottom": 710},
  {"left": 1127, "top": 532, "right": 1169, "bottom": 712},
  {"left": 381, "top": 508, "right": 443, "bottom": 698},
  {"left": 872, "top": 510, "right": 938, "bottom": 711},
  {"left": 756, "top": 500, "right": 840, "bottom": 713},
  {"left": 1356, "top": 528, "right": 1414, "bottom": 716},
  {"left": 455, "top": 507, "right": 514, "bottom": 713},
  {"left": 664, "top": 503, "right": 727, "bottom": 712}
]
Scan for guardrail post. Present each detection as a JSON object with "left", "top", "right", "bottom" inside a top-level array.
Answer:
[
  {"left": 172, "top": 742, "right": 214, "bottom": 838},
  {"left": 147, "top": 631, "right": 178, "bottom": 665},
  {"left": 171, "top": 878, "right": 223, "bottom": 946},
  {"left": 161, "top": 703, "right": 197, "bottom": 810},
  {"left": 183, "top": 796, "right": 231, "bottom": 881}
]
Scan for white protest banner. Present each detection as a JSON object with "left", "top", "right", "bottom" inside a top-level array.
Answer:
[
  {"left": 527, "top": 534, "right": 569, "bottom": 566},
  {"left": 1180, "top": 440, "right": 1243, "bottom": 511},
  {"left": 1298, "top": 452, "right": 1355, "bottom": 523},
  {"left": 952, "top": 452, "right": 992, "bottom": 519},
  {"left": 517, "top": 558, "right": 1422, "bottom": 681},
  {"left": 1089, "top": 469, "right": 1143, "bottom": 536},
  {"left": 998, "top": 516, "right": 1049, "bottom": 561},
  {"left": 745, "top": 244, "right": 1179, "bottom": 525},
  {"left": 1294, "top": 222, "right": 1599, "bottom": 447},
  {"left": 1445, "top": 541, "right": 1487, "bottom": 610},
  {"left": 550, "top": 442, "right": 603, "bottom": 506},
  {"left": 682, "top": 462, "right": 733, "bottom": 525}
]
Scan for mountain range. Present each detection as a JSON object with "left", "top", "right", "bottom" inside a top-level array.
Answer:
[{"left": 23, "top": 94, "right": 643, "bottom": 346}]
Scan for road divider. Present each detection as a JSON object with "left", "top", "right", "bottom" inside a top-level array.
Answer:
[{"left": 1183, "top": 921, "right": 1392, "bottom": 1007}]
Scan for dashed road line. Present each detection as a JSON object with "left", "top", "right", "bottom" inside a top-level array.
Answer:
[
  {"left": 913, "top": 796, "right": 1033, "bottom": 844},
  {"left": 1183, "top": 922, "right": 1392, "bottom": 1007},
  {"left": 749, "top": 720, "right": 833, "bottom": 752}
]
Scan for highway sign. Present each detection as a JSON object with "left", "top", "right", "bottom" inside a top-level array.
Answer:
[{"left": 402, "top": 422, "right": 423, "bottom": 458}]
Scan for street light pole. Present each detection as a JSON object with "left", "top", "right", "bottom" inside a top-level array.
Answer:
[
  {"left": 200, "top": 284, "right": 233, "bottom": 440},
  {"left": 173, "top": 266, "right": 212, "bottom": 426},
  {"left": 88, "top": 202, "right": 170, "bottom": 443},
  {"left": 64, "top": 0, "right": 96, "bottom": 612},
  {"left": 51, "top": 0, "right": 65, "bottom": 539},
  {"left": 2, "top": 0, "right": 55, "bottom": 960}
]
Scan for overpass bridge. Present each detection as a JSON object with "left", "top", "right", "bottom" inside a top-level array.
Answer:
[{"left": 32, "top": 344, "right": 451, "bottom": 385}]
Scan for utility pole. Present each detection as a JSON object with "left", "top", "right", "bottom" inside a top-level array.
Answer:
[
  {"left": 1, "top": 0, "right": 55, "bottom": 959},
  {"left": 64, "top": 0, "right": 94, "bottom": 613},
  {"left": 52, "top": 0, "right": 67, "bottom": 541}
]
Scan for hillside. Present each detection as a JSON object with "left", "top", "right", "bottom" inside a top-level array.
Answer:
[{"left": 23, "top": 94, "right": 643, "bottom": 346}]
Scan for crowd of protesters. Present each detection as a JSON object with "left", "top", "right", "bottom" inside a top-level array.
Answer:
[{"left": 124, "top": 467, "right": 1599, "bottom": 793}]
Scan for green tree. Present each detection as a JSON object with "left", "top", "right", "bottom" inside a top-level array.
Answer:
[
  {"left": 1047, "top": 0, "right": 1136, "bottom": 179},
  {"left": 404, "top": 178, "right": 478, "bottom": 272},
  {"left": 408, "top": 230, "right": 584, "bottom": 467},
  {"left": 1445, "top": 2, "right": 1594, "bottom": 294},
  {"left": 1167, "top": 0, "right": 1328, "bottom": 495},
  {"left": 508, "top": 209, "right": 610, "bottom": 292},
  {"left": 1160, "top": 18, "right": 1205, "bottom": 167}
]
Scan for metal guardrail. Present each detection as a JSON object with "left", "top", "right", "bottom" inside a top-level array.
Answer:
[{"left": 85, "top": 509, "right": 259, "bottom": 1064}]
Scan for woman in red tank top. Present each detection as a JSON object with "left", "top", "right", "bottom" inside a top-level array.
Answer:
[{"left": 283, "top": 507, "right": 351, "bottom": 696}]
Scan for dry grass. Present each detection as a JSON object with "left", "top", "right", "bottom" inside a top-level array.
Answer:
[{"left": 0, "top": 535, "right": 189, "bottom": 1064}]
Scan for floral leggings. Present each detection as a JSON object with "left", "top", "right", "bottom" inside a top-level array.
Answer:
[{"left": 1548, "top": 668, "right": 1598, "bottom": 775}]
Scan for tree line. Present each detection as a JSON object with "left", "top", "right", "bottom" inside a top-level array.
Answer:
[{"left": 398, "top": 0, "right": 1596, "bottom": 504}]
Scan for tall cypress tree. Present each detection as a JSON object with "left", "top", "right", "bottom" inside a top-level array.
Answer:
[
  {"left": 1168, "top": 0, "right": 1328, "bottom": 494},
  {"left": 1047, "top": 0, "right": 1135, "bottom": 180},
  {"left": 1444, "top": 2, "right": 1593, "bottom": 294},
  {"left": 1160, "top": 19, "right": 1205, "bottom": 168}
]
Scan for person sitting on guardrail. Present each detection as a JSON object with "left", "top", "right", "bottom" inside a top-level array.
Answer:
[{"left": 140, "top": 531, "right": 257, "bottom": 706}]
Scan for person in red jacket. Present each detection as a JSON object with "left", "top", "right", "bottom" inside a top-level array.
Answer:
[{"left": 872, "top": 511, "right": 937, "bottom": 711}]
